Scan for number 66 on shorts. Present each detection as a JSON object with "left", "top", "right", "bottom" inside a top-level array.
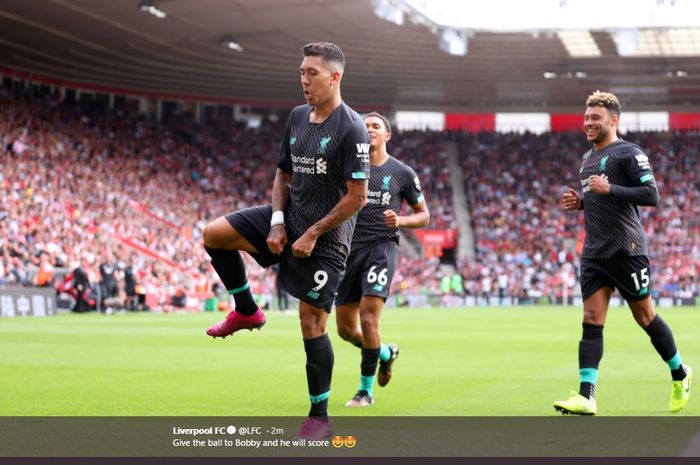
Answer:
[{"left": 335, "top": 240, "right": 399, "bottom": 305}]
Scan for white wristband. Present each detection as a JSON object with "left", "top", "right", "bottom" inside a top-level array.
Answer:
[{"left": 270, "top": 210, "right": 285, "bottom": 227}]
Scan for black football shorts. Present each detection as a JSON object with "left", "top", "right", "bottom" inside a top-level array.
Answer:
[
  {"left": 580, "top": 254, "right": 653, "bottom": 302},
  {"left": 226, "top": 205, "right": 345, "bottom": 312},
  {"left": 335, "top": 239, "right": 399, "bottom": 305}
]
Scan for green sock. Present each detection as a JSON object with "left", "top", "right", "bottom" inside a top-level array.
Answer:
[
  {"left": 379, "top": 343, "right": 391, "bottom": 362},
  {"left": 359, "top": 375, "right": 374, "bottom": 396}
]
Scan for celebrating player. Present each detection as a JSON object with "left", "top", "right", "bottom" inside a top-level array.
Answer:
[
  {"left": 202, "top": 42, "right": 369, "bottom": 436},
  {"left": 335, "top": 112, "right": 430, "bottom": 407},
  {"left": 554, "top": 90, "right": 692, "bottom": 415}
]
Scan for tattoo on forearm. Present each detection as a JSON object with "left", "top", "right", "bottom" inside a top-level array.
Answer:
[
  {"left": 353, "top": 193, "right": 366, "bottom": 213},
  {"left": 271, "top": 172, "right": 291, "bottom": 211},
  {"left": 309, "top": 210, "right": 336, "bottom": 237},
  {"left": 310, "top": 196, "right": 362, "bottom": 237},
  {"left": 327, "top": 205, "right": 344, "bottom": 224}
]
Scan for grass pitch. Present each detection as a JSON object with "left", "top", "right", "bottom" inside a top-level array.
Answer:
[{"left": 1, "top": 306, "right": 698, "bottom": 416}]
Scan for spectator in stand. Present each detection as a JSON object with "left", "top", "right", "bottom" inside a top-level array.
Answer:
[
  {"left": 6, "top": 256, "right": 29, "bottom": 287},
  {"left": 33, "top": 252, "right": 55, "bottom": 287}
]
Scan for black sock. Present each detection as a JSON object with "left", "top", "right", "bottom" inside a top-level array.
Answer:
[
  {"left": 205, "top": 246, "right": 258, "bottom": 316},
  {"left": 304, "top": 334, "right": 333, "bottom": 417},
  {"left": 579, "top": 323, "right": 604, "bottom": 399},
  {"left": 308, "top": 399, "right": 328, "bottom": 417},
  {"left": 671, "top": 366, "right": 687, "bottom": 381},
  {"left": 644, "top": 315, "right": 678, "bottom": 362},
  {"left": 645, "top": 315, "right": 687, "bottom": 381},
  {"left": 579, "top": 382, "right": 596, "bottom": 400},
  {"left": 361, "top": 347, "right": 381, "bottom": 377}
]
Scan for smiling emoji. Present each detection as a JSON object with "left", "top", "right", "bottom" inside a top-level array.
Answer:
[
  {"left": 344, "top": 436, "right": 357, "bottom": 448},
  {"left": 331, "top": 436, "right": 344, "bottom": 448}
]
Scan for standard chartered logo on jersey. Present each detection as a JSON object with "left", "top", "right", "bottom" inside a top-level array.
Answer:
[
  {"left": 291, "top": 154, "right": 327, "bottom": 175},
  {"left": 366, "top": 189, "right": 392, "bottom": 205},
  {"left": 381, "top": 192, "right": 392, "bottom": 205}
]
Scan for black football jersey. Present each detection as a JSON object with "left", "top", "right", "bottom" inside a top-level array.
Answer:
[
  {"left": 277, "top": 102, "right": 370, "bottom": 261},
  {"left": 578, "top": 139, "right": 657, "bottom": 258},
  {"left": 351, "top": 155, "right": 424, "bottom": 252}
]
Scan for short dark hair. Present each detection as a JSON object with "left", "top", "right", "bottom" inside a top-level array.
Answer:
[
  {"left": 364, "top": 111, "right": 392, "bottom": 134},
  {"left": 586, "top": 90, "right": 621, "bottom": 117},
  {"left": 302, "top": 42, "right": 345, "bottom": 71}
]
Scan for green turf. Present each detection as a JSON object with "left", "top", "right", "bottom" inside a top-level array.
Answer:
[{"left": 0, "top": 306, "right": 698, "bottom": 416}]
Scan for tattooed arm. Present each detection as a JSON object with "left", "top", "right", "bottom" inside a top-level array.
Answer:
[
  {"left": 290, "top": 179, "right": 368, "bottom": 258},
  {"left": 267, "top": 169, "right": 292, "bottom": 255}
]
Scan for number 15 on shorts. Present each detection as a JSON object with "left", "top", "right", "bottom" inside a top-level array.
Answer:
[{"left": 631, "top": 267, "right": 649, "bottom": 293}]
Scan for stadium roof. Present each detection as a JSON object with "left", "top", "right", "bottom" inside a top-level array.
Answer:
[
  {"left": 0, "top": 0, "right": 699, "bottom": 111},
  {"left": 404, "top": 0, "right": 700, "bottom": 31}
]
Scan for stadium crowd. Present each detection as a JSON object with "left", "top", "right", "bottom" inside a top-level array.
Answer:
[
  {"left": 0, "top": 87, "right": 279, "bottom": 310},
  {"left": 1, "top": 86, "right": 697, "bottom": 311}
]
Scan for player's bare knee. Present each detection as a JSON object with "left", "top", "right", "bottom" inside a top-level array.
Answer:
[
  {"left": 203, "top": 217, "right": 247, "bottom": 250},
  {"left": 299, "top": 310, "right": 326, "bottom": 338},
  {"left": 336, "top": 324, "right": 354, "bottom": 341},
  {"left": 631, "top": 306, "right": 655, "bottom": 328},
  {"left": 634, "top": 314, "right": 652, "bottom": 328},
  {"left": 202, "top": 219, "right": 225, "bottom": 248},
  {"left": 359, "top": 312, "right": 379, "bottom": 334},
  {"left": 582, "top": 307, "right": 605, "bottom": 325},
  {"left": 335, "top": 315, "right": 362, "bottom": 343},
  {"left": 628, "top": 296, "right": 655, "bottom": 328},
  {"left": 300, "top": 321, "right": 326, "bottom": 338}
]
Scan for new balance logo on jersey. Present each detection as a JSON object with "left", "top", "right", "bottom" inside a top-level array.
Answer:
[
  {"left": 307, "top": 290, "right": 320, "bottom": 300},
  {"left": 315, "top": 158, "right": 327, "bottom": 175},
  {"left": 318, "top": 136, "right": 331, "bottom": 155},
  {"left": 290, "top": 136, "right": 297, "bottom": 145},
  {"left": 373, "top": 284, "right": 384, "bottom": 292}
]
